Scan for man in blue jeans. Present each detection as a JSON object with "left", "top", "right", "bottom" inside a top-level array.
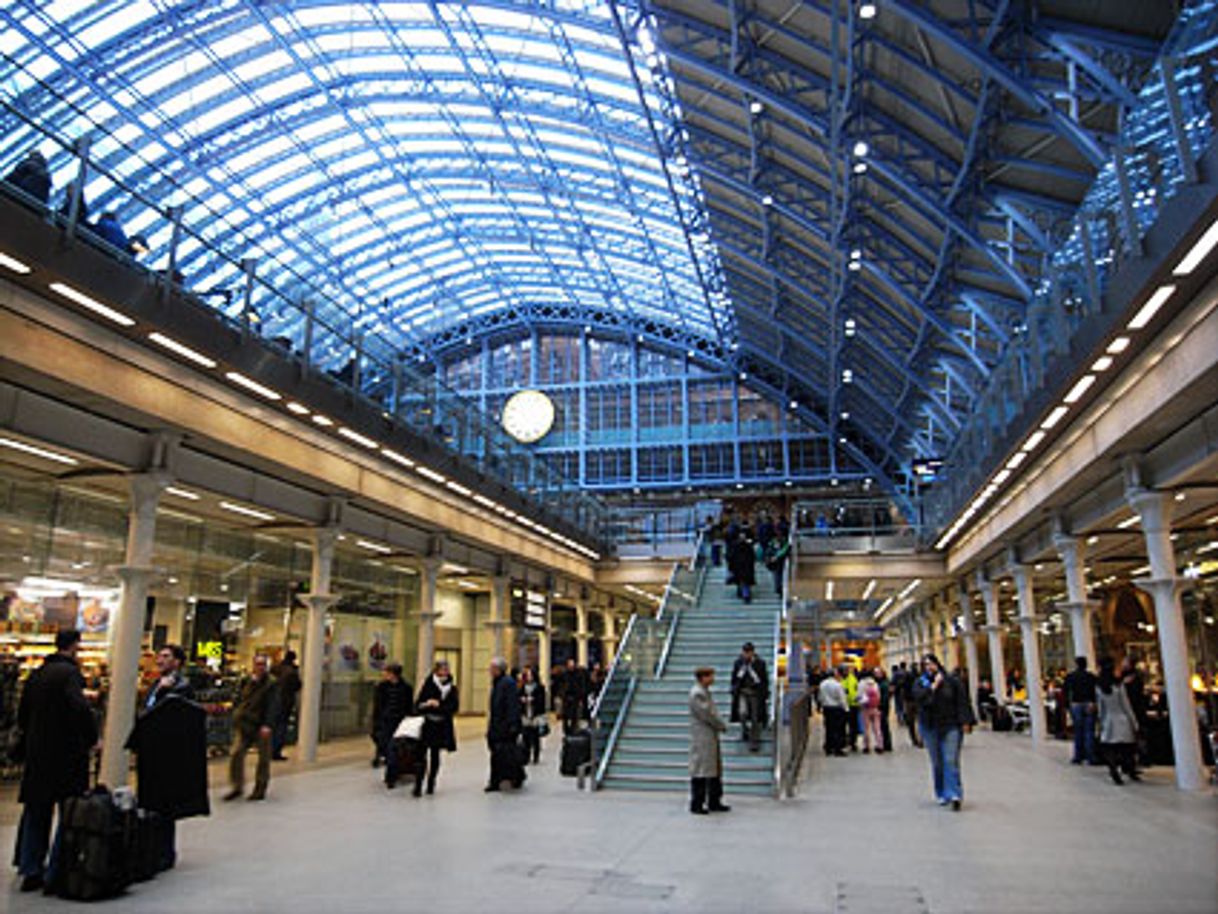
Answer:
[
  {"left": 1063, "top": 656, "right": 1099, "bottom": 764},
  {"left": 912, "top": 654, "right": 976, "bottom": 811},
  {"left": 14, "top": 630, "right": 98, "bottom": 892}
]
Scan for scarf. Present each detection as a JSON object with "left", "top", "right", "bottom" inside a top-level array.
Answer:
[{"left": 432, "top": 673, "right": 453, "bottom": 700}]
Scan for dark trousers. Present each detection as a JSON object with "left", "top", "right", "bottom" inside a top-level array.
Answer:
[
  {"left": 823, "top": 706, "right": 847, "bottom": 754},
  {"left": 522, "top": 726, "right": 542, "bottom": 763},
  {"left": 15, "top": 801, "right": 63, "bottom": 880},
  {"left": 737, "top": 690, "right": 764, "bottom": 749},
  {"left": 379, "top": 733, "right": 403, "bottom": 785},
  {"left": 271, "top": 711, "right": 292, "bottom": 757},
  {"left": 158, "top": 816, "right": 177, "bottom": 870},
  {"left": 880, "top": 708, "right": 893, "bottom": 752},
  {"left": 488, "top": 738, "right": 523, "bottom": 787},
  {"left": 690, "top": 776, "right": 724, "bottom": 811},
  {"left": 906, "top": 709, "right": 922, "bottom": 747},
  {"left": 1103, "top": 742, "right": 1138, "bottom": 779},
  {"left": 415, "top": 745, "right": 443, "bottom": 792}
]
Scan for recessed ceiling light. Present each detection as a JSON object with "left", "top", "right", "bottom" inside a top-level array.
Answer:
[
  {"left": 337, "top": 427, "right": 378, "bottom": 448},
  {"left": 1091, "top": 356, "right": 1114, "bottom": 372},
  {"left": 0, "top": 436, "right": 78, "bottom": 465},
  {"left": 1172, "top": 217, "right": 1218, "bottom": 275},
  {"left": 1062, "top": 375, "right": 1096, "bottom": 404},
  {"left": 1127, "top": 284, "right": 1175, "bottom": 330},
  {"left": 1040, "top": 405, "right": 1069, "bottom": 430},
  {"left": 0, "top": 251, "right": 32, "bottom": 274},
  {"left": 285, "top": 401, "right": 310, "bottom": 415},
  {"left": 224, "top": 372, "right": 281, "bottom": 401},
  {"left": 852, "top": 140, "right": 869, "bottom": 157},
  {"left": 165, "top": 486, "right": 200, "bottom": 501},
  {"left": 219, "top": 501, "right": 275, "bottom": 522},
  {"left": 49, "top": 282, "right": 134, "bottom": 327},
  {"left": 312, "top": 414, "right": 334, "bottom": 427},
  {"left": 148, "top": 332, "right": 216, "bottom": 368},
  {"left": 1106, "top": 336, "right": 1131, "bottom": 354}
]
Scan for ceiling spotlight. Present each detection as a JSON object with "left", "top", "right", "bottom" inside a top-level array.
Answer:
[
  {"left": 853, "top": 162, "right": 868, "bottom": 174},
  {"left": 852, "top": 140, "right": 869, "bottom": 157},
  {"left": 859, "top": 2, "right": 878, "bottom": 19},
  {"left": 848, "top": 260, "right": 862, "bottom": 271},
  {"left": 849, "top": 248, "right": 862, "bottom": 260},
  {"left": 749, "top": 100, "right": 764, "bottom": 115},
  {"left": 761, "top": 194, "right": 774, "bottom": 206}
]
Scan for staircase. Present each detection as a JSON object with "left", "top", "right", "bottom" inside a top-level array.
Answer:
[{"left": 599, "top": 571, "right": 781, "bottom": 795}]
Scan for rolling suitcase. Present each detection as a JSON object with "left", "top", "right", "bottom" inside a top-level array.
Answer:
[
  {"left": 560, "top": 730, "right": 592, "bottom": 776},
  {"left": 49, "top": 788, "right": 133, "bottom": 900}
]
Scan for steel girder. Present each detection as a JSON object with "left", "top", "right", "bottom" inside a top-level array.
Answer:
[{"left": 634, "top": 0, "right": 1163, "bottom": 472}]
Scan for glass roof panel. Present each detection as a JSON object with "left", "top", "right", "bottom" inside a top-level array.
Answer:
[{"left": 0, "top": 0, "right": 721, "bottom": 350}]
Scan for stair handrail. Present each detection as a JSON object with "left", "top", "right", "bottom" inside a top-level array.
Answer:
[
  {"left": 654, "top": 562, "right": 685, "bottom": 678},
  {"left": 770, "top": 602, "right": 784, "bottom": 796},
  {"left": 593, "top": 675, "right": 637, "bottom": 789},
  {"left": 655, "top": 533, "right": 710, "bottom": 678},
  {"left": 591, "top": 610, "right": 639, "bottom": 721}
]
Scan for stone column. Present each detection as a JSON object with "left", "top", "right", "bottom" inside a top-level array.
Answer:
[
  {"left": 978, "top": 572, "right": 1006, "bottom": 698},
  {"left": 602, "top": 613, "right": 619, "bottom": 666},
  {"left": 415, "top": 556, "right": 443, "bottom": 685},
  {"left": 1012, "top": 565, "right": 1046, "bottom": 745},
  {"left": 1054, "top": 534, "right": 1096, "bottom": 668},
  {"left": 538, "top": 603, "right": 553, "bottom": 688},
  {"left": 487, "top": 574, "right": 510, "bottom": 659},
  {"left": 100, "top": 472, "right": 168, "bottom": 788},
  {"left": 1128, "top": 488, "right": 1205, "bottom": 790},
  {"left": 298, "top": 527, "right": 338, "bottom": 764},
  {"left": 957, "top": 581, "right": 981, "bottom": 715},
  {"left": 931, "top": 602, "right": 947, "bottom": 661},
  {"left": 575, "top": 601, "right": 590, "bottom": 667}
]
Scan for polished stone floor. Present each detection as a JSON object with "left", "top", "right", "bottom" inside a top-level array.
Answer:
[{"left": 3, "top": 719, "right": 1215, "bottom": 913}]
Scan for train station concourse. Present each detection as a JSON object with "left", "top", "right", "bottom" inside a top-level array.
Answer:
[{"left": 0, "top": 0, "right": 1216, "bottom": 911}]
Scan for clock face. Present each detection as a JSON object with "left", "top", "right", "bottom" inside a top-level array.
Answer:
[{"left": 501, "top": 389, "right": 555, "bottom": 443}]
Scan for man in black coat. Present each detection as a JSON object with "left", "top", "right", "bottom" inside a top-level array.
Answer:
[
  {"left": 372, "top": 663, "right": 413, "bottom": 789},
  {"left": 14, "top": 629, "right": 98, "bottom": 893},
  {"left": 128, "top": 644, "right": 205, "bottom": 871},
  {"left": 559, "top": 658, "right": 589, "bottom": 735},
  {"left": 730, "top": 642, "right": 769, "bottom": 751},
  {"left": 270, "top": 651, "right": 301, "bottom": 761},
  {"left": 485, "top": 657, "right": 523, "bottom": 792},
  {"left": 4, "top": 150, "right": 52, "bottom": 205}
]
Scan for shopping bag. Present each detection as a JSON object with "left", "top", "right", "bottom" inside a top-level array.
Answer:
[{"left": 394, "top": 715, "right": 425, "bottom": 741}]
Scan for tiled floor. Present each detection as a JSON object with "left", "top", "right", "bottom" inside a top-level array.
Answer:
[{"left": 3, "top": 719, "right": 1215, "bottom": 913}]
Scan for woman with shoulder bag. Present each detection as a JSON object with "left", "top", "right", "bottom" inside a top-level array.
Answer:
[
  {"left": 413, "top": 660, "right": 458, "bottom": 796},
  {"left": 519, "top": 666, "right": 548, "bottom": 764}
]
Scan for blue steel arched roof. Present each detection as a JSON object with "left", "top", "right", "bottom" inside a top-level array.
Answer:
[{"left": 0, "top": 0, "right": 725, "bottom": 346}]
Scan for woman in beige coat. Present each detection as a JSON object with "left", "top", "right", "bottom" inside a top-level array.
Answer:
[
  {"left": 689, "top": 666, "right": 730, "bottom": 815},
  {"left": 1097, "top": 656, "right": 1141, "bottom": 784}
]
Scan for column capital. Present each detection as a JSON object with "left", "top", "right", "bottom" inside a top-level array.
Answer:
[
  {"left": 417, "top": 555, "right": 444, "bottom": 577},
  {"left": 1131, "top": 577, "right": 1192, "bottom": 600},
  {"left": 115, "top": 565, "right": 155, "bottom": 585},
  {"left": 128, "top": 471, "right": 171, "bottom": 514},
  {"left": 304, "top": 593, "right": 339, "bottom": 611},
  {"left": 1126, "top": 487, "right": 1170, "bottom": 533}
]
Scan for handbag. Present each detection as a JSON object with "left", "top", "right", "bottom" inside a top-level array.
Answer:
[{"left": 394, "top": 715, "right": 425, "bottom": 741}]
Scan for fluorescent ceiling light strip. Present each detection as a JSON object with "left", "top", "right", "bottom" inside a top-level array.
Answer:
[
  {"left": 993, "top": 469, "right": 1011, "bottom": 484},
  {"left": 49, "top": 281, "right": 135, "bottom": 327},
  {"left": 1106, "top": 336, "right": 1131, "bottom": 354},
  {"left": 1091, "top": 356, "right": 1114, "bottom": 372},
  {"left": 1116, "top": 515, "right": 1140, "bottom": 529},
  {"left": 1127, "top": 285, "right": 1175, "bottom": 330},
  {"left": 164, "top": 486, "right": 200, "bottom": 501},
  {"left": 1062, "top": 374, "right": 1096, "bottom": 404},
  {"left": 356, "top": 539, "right": 392, "bottom": 554},
  {"left": 0, "top": 436, "right": 78, "bottom": 465},
  {"left": 1021, "top": 430, "right": 1046, "bottom": 452},
  {"left": 445, "top": 480, "right": 473, "bottom": 497},
  {"left": 472, "top": 494, "right": 497, "bottom": 509},
  {"left": 1172, "top": 218, "right": 1218, "bottom": 275},
  {"left": 825, "top": 580, "right": 834, "bottom": 600},
  {"left": 148, "top": 332, "right": 216, "bottom": 368},
  {"left": 380, "top": 448, "right": 415, "bottom": 468},
  {"left": 337, "top": 427, "right": 378, "bottom": 448},
  {"left": 312, "top": 414, "right": 333, "bottom": 426},
  {"left": 0, "top": 251, "right": 32, "bottom": 273},
  {"left": 219, "top": 500, "right": 275, "bottom": 522},
  {"left": 416, "top": 466, "right": 447, "bottom": 484},
  {"left": 285, "top": 401, "right": 310, "bottom": 415},
  {"left": 225, "top": 372, "right": 281, "bottom": 400},
  {"left": 1005, "top": 451, "right": 1028, "bottom": 470},
  {"left": 861, "top": 579, "right": 876, "bottom": 600},
  {"left": 1040, "top": 405, "right": 1070, "bottom": 430}
]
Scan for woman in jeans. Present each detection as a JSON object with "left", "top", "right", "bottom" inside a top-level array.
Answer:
[{"left": 912, "top": 654, "right": 976, "bottom": 811}]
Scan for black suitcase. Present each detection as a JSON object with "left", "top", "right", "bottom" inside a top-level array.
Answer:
[
  {"left": 50, "top": 789, "right": 133, "bottom": 900},
  {"left": 560, "top": 730, "right": 592, "bottom": 776},
  {"left": 129, "top": 809, "right": 163, "bottom": 883},
  {"left": 991, "top": 705, "right": 1013, "bottom": 732}
]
